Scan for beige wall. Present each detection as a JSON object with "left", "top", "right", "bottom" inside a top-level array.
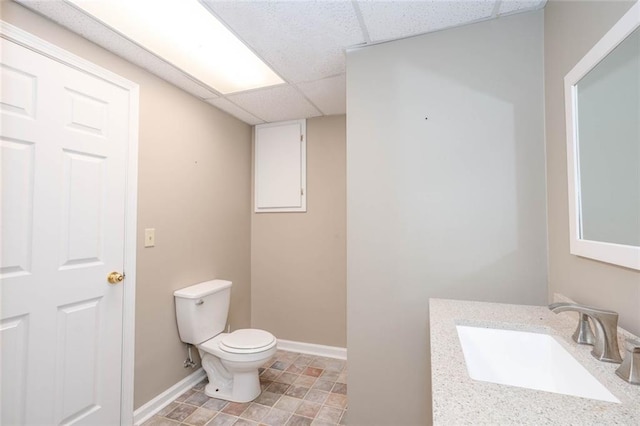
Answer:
[
  {"left": 346, "top": 11, "right": 546, "bottom": 425},
  {"left": 251, "top": 115, "right": 347, "bottom": 347},
  {"left": 544, "top": 0, "right": 640, "bottom": 336},
  {"left": 1, "top": 1, "right": 253, "bottom": 409}
]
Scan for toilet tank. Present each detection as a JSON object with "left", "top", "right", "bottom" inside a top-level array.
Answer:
[{"left": 174, "top": 280, "right": 232, "bottom": 345}]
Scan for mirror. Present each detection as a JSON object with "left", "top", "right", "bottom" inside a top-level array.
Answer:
[{"left": 565, "top": 2, "right": 640, "bottom": 270}]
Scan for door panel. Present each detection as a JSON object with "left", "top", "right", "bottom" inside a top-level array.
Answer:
[
  {"left": 0, "top": 314, "right": 29, "bottom": 425},
  {"left": 54, "top": 297, "right": 102, "bottom": 424},
  {"left": 60, "top": 150, "right": 106, "bottom": 268},
  {"left": 0, "top": 63, "right": 36, "bottom": 118},
  {"left": 1, "top": 37, "right": 131, "bottom": 425},
  {"left": 0, "top": 138, "right": 34, "bottom": 278},
  {"left": 65, "top": 88, "right": 108, "bottom": 137}
]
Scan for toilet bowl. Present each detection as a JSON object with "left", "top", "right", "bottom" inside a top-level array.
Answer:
[
  {"left": 174, "top": 280, "right": 277, "bottom": 403},
  {"left": 198, "top": 330, "right": 277, "bottom": 402}
]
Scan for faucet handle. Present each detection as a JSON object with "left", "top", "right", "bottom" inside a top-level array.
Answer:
[{"left": 615, "top": 338, "right": 640, "bottom": 385}]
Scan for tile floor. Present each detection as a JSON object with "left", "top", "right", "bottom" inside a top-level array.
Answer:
[{"left": 143, "top": 350, "right": 347, "bottom": 426}]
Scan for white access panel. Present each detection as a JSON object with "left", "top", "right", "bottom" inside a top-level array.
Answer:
[{"left": 254, "top": 119, "right": 306, "bottom": 212}]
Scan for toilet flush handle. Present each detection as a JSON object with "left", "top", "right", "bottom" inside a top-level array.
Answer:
[{"left": 195, "top": 299, "right": 204, "bottom": 306}]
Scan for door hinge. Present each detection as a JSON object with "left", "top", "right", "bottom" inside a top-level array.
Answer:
[
  {"left": 300, "top": 134, "right": 303, "bottom": 142},
  {"left": 301, "top": 188, "right": 304, "bottom": 196}
]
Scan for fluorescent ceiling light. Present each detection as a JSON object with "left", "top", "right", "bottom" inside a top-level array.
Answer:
[{"left": 66, "top": 0, "right": 284, "bottom": 94}]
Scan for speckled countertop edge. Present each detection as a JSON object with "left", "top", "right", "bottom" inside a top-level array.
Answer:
[{"left": 429, "top": 298, "right": 640, "bottom": 425}]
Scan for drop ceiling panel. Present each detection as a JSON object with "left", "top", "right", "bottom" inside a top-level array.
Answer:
[
  {"left": 18, "top": 0, "right": 549, "bottom": 125},
  {"left": 202, "top": 0, "right": 365, "bottom": 83},
  {"left": 358, "top": 0, "right": 497, "bottom": 42},
  {"left": 205, "top": 98, "right": 264, "bottom": 126},
  {"left": 16, "top": 0, "right": 219, "bottom": 100},
  {"left": 228, "top": 85, "right": 322, "bottom": 123},
  {"left": 297, "top": 74, "right": 346, "bottom": 116}
]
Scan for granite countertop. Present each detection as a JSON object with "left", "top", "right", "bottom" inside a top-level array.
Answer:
[{"left": 429, "top": 298, "right": 640, "bottom": 425}]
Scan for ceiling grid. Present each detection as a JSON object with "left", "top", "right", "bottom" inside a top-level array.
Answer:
[{"left": 16, "top": 0, "right": 546, "bottom": 124}]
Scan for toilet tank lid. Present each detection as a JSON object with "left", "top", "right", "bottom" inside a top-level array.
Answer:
[{"left": 174, "top": 280, "right": 232, "bottom": 299}]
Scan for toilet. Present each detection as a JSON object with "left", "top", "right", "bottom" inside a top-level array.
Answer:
[{"left": 174, "top": 279, "right": 277, "bottom": 402}]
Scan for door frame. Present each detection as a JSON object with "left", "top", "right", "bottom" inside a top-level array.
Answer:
[{"left": 1, "top": 21, "right": 139, "bottom": 425}]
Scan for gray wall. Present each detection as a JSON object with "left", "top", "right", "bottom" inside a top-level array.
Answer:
[
  {"left": 0, "top": 1, "right": 253, "bottom": 409},
  {"left": 346, "top": 11, "right": 547, "bottom": 425},
  {"left": 251, "top": 115, "right": 347, "bottom": 347},
  {"left": 545, "top": 0, "right": 640, "bottom": 335}
]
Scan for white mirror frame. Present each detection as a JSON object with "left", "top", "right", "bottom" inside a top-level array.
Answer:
[{"left": 564, "top": 1, "right": 640, "bottom": 271}]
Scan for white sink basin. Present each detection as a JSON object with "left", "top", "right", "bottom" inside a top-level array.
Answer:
[{"left": 456, "top": 325, "right": 619, "bottom": 403}]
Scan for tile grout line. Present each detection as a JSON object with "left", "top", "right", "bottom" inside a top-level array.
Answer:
[{"left": 145, "top": 350, "right": 347, "bottom": 426}]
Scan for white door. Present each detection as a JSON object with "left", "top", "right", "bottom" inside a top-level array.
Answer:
[{"left": 1, "top": 36, "right": 133, "bottom": 425}]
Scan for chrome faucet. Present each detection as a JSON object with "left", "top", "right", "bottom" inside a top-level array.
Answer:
[{"left": 549, "top": 303, "right": 622, "bottom": 363}]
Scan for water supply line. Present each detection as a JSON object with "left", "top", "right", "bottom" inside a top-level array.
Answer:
[{"left": 183, "top": 344, "right": 197, "bottom": 368}]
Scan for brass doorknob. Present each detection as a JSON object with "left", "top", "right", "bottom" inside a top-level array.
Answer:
[{"left": 107, "top": 271, "right": 125, "bottom": 284}]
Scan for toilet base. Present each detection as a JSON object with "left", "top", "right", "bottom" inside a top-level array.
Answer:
[
  {"left": 199, "top": 349, "right": 273, "bottom": 403},
  {"left": 203, "top": 370, "right": 261, "bottom": 403}
]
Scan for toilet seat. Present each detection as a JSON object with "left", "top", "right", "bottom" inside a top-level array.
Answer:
[
  {"left": 220, "top": 329, "right": 276, "bottom": 354},
  {"left": 199, "top": 329, "right": 276, "bottom": 360}
]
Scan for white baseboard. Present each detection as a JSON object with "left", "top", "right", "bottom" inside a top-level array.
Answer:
[
  {"left": 277, "top": 339, "right": 347, "bottom": 360},
  {"left": 133, "top": 368, "right": 206, "bottom": 425}
]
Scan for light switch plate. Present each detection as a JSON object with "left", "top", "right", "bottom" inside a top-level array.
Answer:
[{"left": 144, "top": 228, "right": 155, "bottom": 247}]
